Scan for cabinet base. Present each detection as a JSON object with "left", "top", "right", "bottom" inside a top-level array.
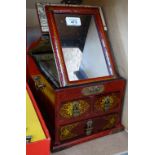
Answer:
[{"left": 52, "top": 124, "right": 124, "bottom": 152}]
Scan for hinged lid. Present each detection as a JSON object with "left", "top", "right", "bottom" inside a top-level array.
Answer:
[{"left": 36, "top": 3, "right": 117, "bottom": 87}]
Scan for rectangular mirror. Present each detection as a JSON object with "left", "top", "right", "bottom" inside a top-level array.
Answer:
[
  {"left": 54, "top": 14, "right": 110, "bottom": 81},
  {"left": 45, "top": 6, "right": 116, "bottom": 87}
]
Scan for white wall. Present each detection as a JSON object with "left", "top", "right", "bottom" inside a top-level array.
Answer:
[
  {"left": 26, "top": 9, "right": 39, "bottom": 27},
  {"left": 83, "top": 0, "right": 128, "bottom": 130},
  {"left": 102, "top": 0, "right": 128, "bottom": 131}
]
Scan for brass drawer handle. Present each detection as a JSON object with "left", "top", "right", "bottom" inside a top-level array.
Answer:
[{"left": 85, "top": 120, "right": 93, "bottom": 136}]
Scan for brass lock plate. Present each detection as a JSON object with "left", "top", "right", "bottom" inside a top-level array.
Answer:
[
  {"left": 85, "top": 120, "right": 93, "bottom": 136},
  {"left": 82, "top": 85, "right": 104, "bottom": 96}
]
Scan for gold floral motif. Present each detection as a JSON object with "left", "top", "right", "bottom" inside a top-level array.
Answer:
[
  {"left": 95, "top": 94, "right": 119, "bottom": 112},
  {"left": 60, "top": 123, "right": 79, "bottom": 141},
  {"left": 60, "top": 100, "right": 90, "bottom": 119},
  {"left": 102, "top": 114, "right": 118, "bottom": 130}
]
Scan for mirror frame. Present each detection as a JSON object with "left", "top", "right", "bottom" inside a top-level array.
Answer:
[{"left": 45, "top": 5, "right": 117, "bottom": 87}]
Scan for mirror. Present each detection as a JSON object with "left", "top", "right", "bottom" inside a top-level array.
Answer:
[{"left": 54, "top": 13, "right": 111, "bottom": 81}]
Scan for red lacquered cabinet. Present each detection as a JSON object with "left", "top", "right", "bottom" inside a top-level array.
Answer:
[{"left": 26, "top": 3, "right": 126, "bottom": 152}]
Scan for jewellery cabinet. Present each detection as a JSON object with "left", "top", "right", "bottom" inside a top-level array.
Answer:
[{"left": 26, "top": 3, "right": 126, "bottom": 151}]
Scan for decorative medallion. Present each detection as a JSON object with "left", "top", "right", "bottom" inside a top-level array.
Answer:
[
  {"left": 102, "top": 114, "right": 118, "bottom": 130},
  {"left": 60, "top": 100, "right": 90, "bottom": 119},
  {"left": 94, "top": 94, "right": 119, "bottom": 112},
  {"left": 60, "top": 123, "right": 78, "bottom": 141}
]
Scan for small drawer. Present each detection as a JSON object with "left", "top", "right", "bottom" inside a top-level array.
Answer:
[
  {"left": 94, "top": 92, "right": 121, "bottom": 114},
  {"left": 59, "top": 98, "right": 91, "bottom": 120}
]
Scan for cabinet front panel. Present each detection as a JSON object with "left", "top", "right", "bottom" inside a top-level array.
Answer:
[
  {"left": 58, "top": 91, "right": 121, "bottom": 124},
  {"left": 57, "top": 79, "right": 125, "bottom": 102}
]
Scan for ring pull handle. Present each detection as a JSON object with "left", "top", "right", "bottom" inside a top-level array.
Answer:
[{"left": 72, "top": 101, "right": 80, "bottom": 117}]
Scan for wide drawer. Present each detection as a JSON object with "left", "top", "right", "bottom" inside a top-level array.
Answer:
[{"left": 58, "top": 113, "right": 120, "bottom": 143}]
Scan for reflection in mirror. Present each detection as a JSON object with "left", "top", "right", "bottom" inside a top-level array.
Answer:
[{"left": 54, "top": 14, "right": 111, "bottom": 81}]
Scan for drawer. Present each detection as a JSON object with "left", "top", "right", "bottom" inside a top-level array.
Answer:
[
  {"left": 94, "top": 92, "right": 121, "bottom": 114},
  {"left": 59, "top": 98, "right": 91, "bottom": 120},
  {"left": 58, "top": 113, "right": 119, "bottom": 143}
]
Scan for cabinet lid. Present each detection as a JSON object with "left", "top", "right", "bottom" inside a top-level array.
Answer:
[{"left": 37, "top": 4, "right": 117, "bottom": 87}]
